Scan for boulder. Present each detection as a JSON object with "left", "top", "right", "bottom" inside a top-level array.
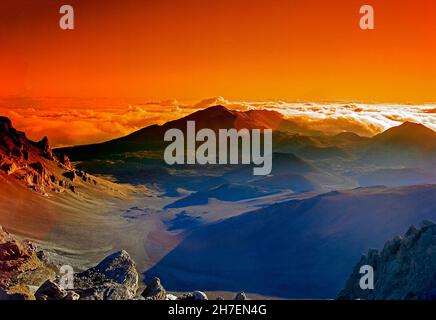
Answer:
[
  {"left": 0, "top": 226, "right": 56, "bottom": 300},
  {"left": 59, "top": 154, "right": 72, "bottom": 170},
  {"left": 234, "top": 292, "right": 249, "bottom": 300},
  {"left": 166, "top": 293, "right": 178, "bottom": 300},
  {"left": 192, "top": 291, "right": 208, "bottom": 300},
  {"left": 63, "top": 171, "right": 76, "bottom": 182},
  {"left": 73, "top": 250, "right": 139, "bottom": 300},
  {"left": 141, "top": 277, "right": 166, "bottom": 300},
  {"left": 35, "top": 280, "right": 68, "bottom": 300},
  {"left": 178, "top": 291, "right": 208, "bottom": 300},
  {"left": 64, "top": 291, "right": 80, "bottom": 300}
]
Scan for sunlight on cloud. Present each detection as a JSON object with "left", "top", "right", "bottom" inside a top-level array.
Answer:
[{"left": 0, "top": 97, "right": 434, "bottom": 147}]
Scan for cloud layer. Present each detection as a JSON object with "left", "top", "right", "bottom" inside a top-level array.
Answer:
[{"left": 0, "top": 96, "right": 435, "bottom": 147}]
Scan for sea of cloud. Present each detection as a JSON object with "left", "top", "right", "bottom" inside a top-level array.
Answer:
[{"left": 0, "top": 96, "right": 434, "bottom": 147}]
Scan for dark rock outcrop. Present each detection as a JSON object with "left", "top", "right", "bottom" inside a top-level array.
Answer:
[
  {"left": 73, "top": 250, "right": 139, "bottom": 300},
  {"left": 178, "top": 291, "right": 209, "bottom": 300},
  {"left": 0, "top": 226, "right": 56, "bottom": 299},
  {"left": 59, "top": 154, "right": 72, "bottom": 170},
  {"left": 141, "top": 277, "right": 166, "bottom": 300},
  {"left": 338, "top": 221, "right": 436, "bottom": 300},
  {"left": 1, "top": 227, "right": 249, "bottom": 301},
  {"left": 234, "top": 292, "right": 249, "bottom": 300},
  {"left": 35, "top": 280, "right": 69, "bottom": 300},
  {"left": 34, "top": 280, "right": 80, "bottom": 301},
  {"left": 0, "top": 116, "right": 97, "bottom": 194},
  {"left": 33, "top": 136, "right": 53, "bottom": 160},
  {"left": 0, "top": 117, "right": 60, "bottom": 193},
  {"left": 63, "top": 171, "right": 76, "bottom": 182}
]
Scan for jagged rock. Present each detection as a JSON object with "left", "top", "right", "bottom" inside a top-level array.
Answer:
[
  {"left": 178, "top": 291, "right": 208, "bottom": 300},
  {"left": 193, "top": 291, "right": 208, "bottom": 300},
  {"left": 338, "top": 220, "right": 436, "bottom": 300},
  {"left": 75, "top": 170, "right": 92, "bottom": 183},
  {"left": 1, "top": 162, "right": 18, "bottom": 175},
  {"left": 63, "top": 171, "right": 76, "bottom": 182},
  {"left": 59, "top": 154, "right": 72, "bottom": 170},
  {"left": 34, "top": 280, "right": 80, "bottom": 301},
  {"left": 141, "top": 277, "right": 166, "bottom": 300},
  {"left": 35, "top": 136, "right": 53, "bottom": 159},
  {"left": 0, "top": 117, "right": 64, "bottom": 194},
  {"left": 1, "top": 226, "right": 244, "bottom": 301},
  {"left": 30, "top": 162, "right": 45, "bottom": 175},
  {"left": 73, "top": 250, "right": 139, "bottom": 300},
  {"left": 0, "top": 226, "right": 56, "bottom": 300},
  {"left": 0, "top": 116, "right": 13, "bottom": 133},
  {"left": 36, "top": 250, "right": 50, "bottom": 264},
  {"left": 35, "top": 280, "right": 68, "bottom": 300},
  {"left": 234, "top": 292, "right": 249, "bottom": 300},
  {"left": 166, "top": 293, "right": 178, "bottom": 300},
  {"left": 64, "top": 291, "right": 80, "bottom": 300}
]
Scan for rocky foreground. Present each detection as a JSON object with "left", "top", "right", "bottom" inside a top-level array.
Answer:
[
  {"left": 338, "top": 221, "right": 436, "bottom": 300},
  {"left": 2, "top": 222, "right": 435, "bottom": 300},
  {"left": 0, "top": 225, "right": 248, "bottom": 300}
]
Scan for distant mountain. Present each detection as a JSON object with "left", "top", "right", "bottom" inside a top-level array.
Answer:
[
  {"left": 223, "top": 152, "right": 315, "bottom": 182},
  {"left": 272, "top": 130, "right": 368, "bottom": 160},
  {"left": 338, "top": 220, "right": 436, "bottom": 300},
  {"left": 58, "top": 105, "right": 321, "bottom": 161},
  {"left": 361, "top": 122, "right": 436, "bottom": 167},
  {"left": 374, "top": 122, "right": 436, "bottom": 143},
  {"left": 144, "top": 184, "right": 436, "bottom": 299}
]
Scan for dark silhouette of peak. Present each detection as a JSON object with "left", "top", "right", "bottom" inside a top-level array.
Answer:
[
  {"left": 178, "top": 105, "right": 237, "bottom": 128},
  {"left": 0, "top": 116, "right": 13, "bottom": 133},
  {"left": 398, "top": 121, "right": 431, "bottom": 130},
  {"left": 201, "top": 104, "right": 231, "bottom": 114},
  {"left": 362, "top": 122, "right": 436, "bottom": 167},
  {"left": 55, "top": 106, "right": 330, "bottom": 160},
  {"left": 184, "top": 105, "right": 234, "bottom": 120},
  {"left": 374, "top": 122, "right": 436, "bottom": 143}
]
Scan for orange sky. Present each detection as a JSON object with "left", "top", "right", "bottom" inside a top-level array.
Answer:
[{"left": 0, "top": 0, "right": 435, "bottom": 103}]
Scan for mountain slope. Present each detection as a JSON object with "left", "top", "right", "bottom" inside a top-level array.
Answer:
[
  {"left": 0, "top": 116, "right": 151, "bottom": 272},
  {"left": 58, "top": 105, "right": 321, "bottom": 161},
  {"left": 144, "top": 184, "right": 436, "bottom": 299},
  {"left": 361, "top": 122, "right": 436, "bottom": 167}
]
